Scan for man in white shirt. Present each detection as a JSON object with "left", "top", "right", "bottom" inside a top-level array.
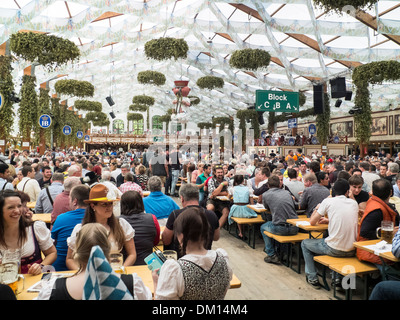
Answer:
[
  {"left": 0, "top": 163, "right": 14, "bottom": 191},
  {"left": 16, "top": 165, "right": 41, "bottom": 202},
  {"left": 359, "top": 162, "right": 379, "bottom": 192},
  {"left": 301, "top": 179, "right": 359, "bottom": 289}
]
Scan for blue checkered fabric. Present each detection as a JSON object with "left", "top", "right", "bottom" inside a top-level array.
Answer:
[{"left": 82, "top": 246, "right": 133, "bottom": 300}]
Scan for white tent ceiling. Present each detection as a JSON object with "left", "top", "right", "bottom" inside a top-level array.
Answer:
[{"left": 1, "top": 0, "right": 400, "bottom": 128}]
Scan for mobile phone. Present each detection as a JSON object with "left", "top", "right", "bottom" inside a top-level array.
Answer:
[{"left": 144, "top": 250, "right": 166, "bottom": 273}]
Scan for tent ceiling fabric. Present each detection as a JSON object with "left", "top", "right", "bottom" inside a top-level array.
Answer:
[{"left": 1, "top": 0, "right": 400, "bottom": 126}]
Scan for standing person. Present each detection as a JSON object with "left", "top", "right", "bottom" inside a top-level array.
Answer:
[
  {"left": 34, "top": 172, "right": 64, "bottom": 214},
  {"left": 65, "top": 183, "right": 137, "bottom": 269},
  {"left": 120, "top": 190, "right": 160, "bottom": 265},
  {"left": 162, "top": 183, "right": 220, "bottom": 259},
  {"left": 38, "top": 223, "right": 152, "bottom": 300},
  {"left": 195, "top": 164, "right": 212, "bottom": 205},
  {"left": 169, "top": 147, "right": 183, "bottom": 197},
  {"left": 206, "top": 165, "right": 231, "bottom": 228},
  {"left": 0, "top": 190, "right": 57, "bottom": 275},
  {"left": 301, "top": 179, "right": 359, "bottom": 289},
  {"left": 149, "top": 150, "right": 169, "bottom": 190},
  {"left": 16, "top": 166, "right": 41, "bottom": 202},
  {"left": 51, "top": 185, "right": 90, "bottom": 271},
  {"left": 260, "top": 175, "right": 299, "bottom": 264},
  {"left": 152, "top": 207, "right": 232, "bottom": 300}
]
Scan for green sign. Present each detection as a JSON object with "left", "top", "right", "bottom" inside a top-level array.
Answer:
[{"left": 256, "top": 90, "right": 299, "bottom": 113}]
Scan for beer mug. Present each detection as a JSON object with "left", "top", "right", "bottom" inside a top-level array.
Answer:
[
  {"left": 162, "top": 250, "right": 178, "bottom": 260},
  {"left": 0, "top": 248, "right": 24, "bottom": 295},
  {"left": 110, "top": 252, "right": 124, "bottom": 274},
  {"left": 376, "top": 220, "right": 394, "bottom": 244}
]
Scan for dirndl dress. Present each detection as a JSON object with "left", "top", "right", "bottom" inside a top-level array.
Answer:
[{"left": 228, "top": 185, "right": 258, "bottom": 225}]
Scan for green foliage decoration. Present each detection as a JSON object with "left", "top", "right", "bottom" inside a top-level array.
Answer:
[
  {"left": 144, "top": 38, "right": 189, "bottom": 61},
  {"left": 127, "top": 113, "right": 143, "bottom": 122},
  {"left": 0, "top": 56, "right": 15, "bottom": 140},
  {"left": 229, "top": 48, "right": 271, "bottom": 71},
  {"left": 352, "top": 60, "right": 400, "bottom": 145},
  {"left": 85, "top": 111, "right": 109, "bottom": 127},
  {"left": 9, "top": 32, "right": 80, "bottom": 70},
  {"left": 196, "top": 76, "right": 224, "bottom": 90},
  {"left": 137, "top": 71, "right": 166, "bottom": 86},
  {"left": 74, "top": 100, "right": 102, "bottom": 112},
  {"left": 54, "top": 79, "right": 94, "bottom": 98},
  {"left": 129, "top": 104, "right": 148, "bottom": 112},
  {"left": 19, "top": 75, "right": 38, "bottom": 141},
  {"left": 316, "top": 93, "right": 331, "bottom": 146},
  {"left": 313, "top": 0, "right": 377, "bottom": 14},
  {"left": 197, "top": 122, "right": 213, "bottom": 129},
  {"left": 236, "top": 109, "right": 260, "bottom": 147},
  {"left": 132, "top": 95, "right": 155, "bottom": 106},
  {"left": 188, "top": 96, "right": 200, "bottom": 105}
]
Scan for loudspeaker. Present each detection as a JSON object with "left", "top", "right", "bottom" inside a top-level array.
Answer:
[
  {"left": 109, "top": 111, "right": 116, "bottom": 119},
  {"left": 335, "top": 99, "right": 342, "bottom": 108},
  {"left": 345, "top": 91, "right": 352, "bottom": 101},
  {"left": 257, "top": 111, "right": 265, "bottom": 125},
  {"left": 106, "top": 96, "right": 115, "bottom": 106},
  {"left": 330, "top": 77, "right": 346, "bottom": 98},
  {"left": 313, "top": 84, "right": 324, "bottom": 114}
]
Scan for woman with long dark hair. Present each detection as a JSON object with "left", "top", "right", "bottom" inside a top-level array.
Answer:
[
  {"left": 65, "top": 184, "right": 136, "bottom": 269},
  {"left": 119, "top": 190, "right": 160, "bottom": 265},
  {"left": 0, "top": 190, "right": 56, "bottom": 275},
  {"left": 152, "top": 207, "right": 232, "bottom": 300}
]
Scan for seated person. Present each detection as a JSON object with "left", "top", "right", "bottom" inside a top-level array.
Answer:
[
  {"left": 347, "top": 174, "right": 370, "bottom": 221},
  {"left": 143, "top": 176, "right": 179, "bottom": 227},
  {"left": 260, "top": 175, "right": 299, "bottom": 264},
  {"left": 357, "top": 179, "right": 399, "bottom": 266},
  {"left": 38, "top": 223, "right": 152, "bottom": 300}
]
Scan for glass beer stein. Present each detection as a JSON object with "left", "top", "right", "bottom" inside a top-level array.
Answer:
[
  {"left": 376, "top": 220, "right": 394, "bottom": 244},
  {"left": 0, "top": 248, "right": 24, "bottom": 295}
]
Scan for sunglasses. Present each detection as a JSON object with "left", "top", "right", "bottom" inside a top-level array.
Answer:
[{"left": 96, "top": 202, "right": 113, "bottom": 207}]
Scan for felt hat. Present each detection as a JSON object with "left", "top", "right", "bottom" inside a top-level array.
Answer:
[{"left": 84, "top": 183, "right": 120, "bottom": 203}]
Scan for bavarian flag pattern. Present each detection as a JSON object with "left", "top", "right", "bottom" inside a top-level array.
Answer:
[{"left": 82, "top": 246, "right": 133, "bottom": 300}]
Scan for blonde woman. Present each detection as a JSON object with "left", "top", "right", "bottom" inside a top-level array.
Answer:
[{"left": 37, "top": 223, "right": 151, "bottom": 300}]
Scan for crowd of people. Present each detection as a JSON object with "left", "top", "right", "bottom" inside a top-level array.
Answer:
[{"left": 1, "top": 145, "right": 400, "bottom": 300}]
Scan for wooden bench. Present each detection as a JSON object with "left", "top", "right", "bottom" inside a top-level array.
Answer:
[
  {"left": 263, "top": 231, "right": 322, "bottom": 273},
  {"left": 313, "top": 255, "right": 378, "bottom": 300},
  {"left": 230, "top": 215, "right": 265, "bottom": 249}
]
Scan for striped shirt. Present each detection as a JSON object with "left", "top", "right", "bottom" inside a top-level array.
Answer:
[{"left": 392, "top": 229, "right": 400, "bottom": 258}]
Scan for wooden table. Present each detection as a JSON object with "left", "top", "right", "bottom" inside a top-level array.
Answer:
[
  {"left": 287, "top": 217, "right": 328, "bottom": 238},
  {"left": 353, "top": 239, "right": 399, "bottom": 263},
  {"left": 17, "top": 265, "right": 241, "bottom": 300},
  {"left": 27, "top": 202, "right": 36, "bottom": 209},
  {"left": 247, "top": 204, "right": 268, "bottom": 213},
  {"left": 353, "top": 239, "right": 400, "bottom": 281},
  {"left": 32, "top": 213, "right": 52, "bottom": 224}
]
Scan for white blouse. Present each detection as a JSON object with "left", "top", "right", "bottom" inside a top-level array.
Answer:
[
  {"left": 0, "top": 221, "right": 54, "bottom": 259},
  {"left": 155, "top": 248, "right": 233, "bottom": 300},
  {"left": 67, "top": 218, "right": 135, "bottom": 253}
]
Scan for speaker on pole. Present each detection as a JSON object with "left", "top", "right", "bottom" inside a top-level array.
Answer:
[
  {"left": 313, "top": 84, "right": 324, "bottom": 114},
  {"left": 335, "top": 99, "right": 342, "bottom": 108},
  {"left": 106, "top": 96, "right": 115, "bottom": 106},
  {"left": 345, "top": 91, "right": 353, "bottom": 101},
  {"left": 330, "top": 77, "right": 346, "bottom": 98},
  {"left": 109, "top": 111, "right": 116, "bottom": 119}
]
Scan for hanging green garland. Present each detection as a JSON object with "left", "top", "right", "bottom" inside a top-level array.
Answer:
[
  {"left": 352, "top": 60, "right": 400, "bottom": 145},
  {"left": 313, "top": 0, "right": 377, "bottom": 14},
  {"left": 54, "top": 79, "right": 94, "bottom": 97},
  {"left": 74, "top": 100, "right": 102, "bottom": 112},
  {"left": 86, "top": 112, "right": 109, "bottom": 127},
  {"left": 197, "top": 122, "right": 213, "bottom": 130},
  {"left": 129, "top": 104, "right": 148, "bottom": 112},
  {"left": 144, "top": 38, "right": 189, "bottom": 61},
  {"left": 229, "top": 48, "right": 271, "bottom": 71},
  {"left": 236, "top": 109, "right": 260, "bottom": 147},
  {"left": 127, "top": 113, "right": 143, "bottom": 122},
  {"left": 132, "top": 95, "right": 155, "bottom": 106},
  {"left": 0, "top": 56, "right": 15, "bottom": 141},
  {"left": 137, "top": 71, "right": 166, "bottom": 86},
  {"left": 9, "top": 32, "right": 80, "bottom": 70},
  {"left": 196, "top": 76, "right": 224, "bottom": 90},
  {"left": 316, "top": 93, "right": 331, "bottom": 146},
  {"left": 19, "top": 75, "right": 38, "bottom": 142},
  {"left": 188, "top": 96, "right": 200, "bottom": 105},
  {"left": 37, "top": 88, "right": 51, "bottom": 147}
]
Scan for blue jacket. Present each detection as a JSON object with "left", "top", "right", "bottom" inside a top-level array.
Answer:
[{"left": 143, "top": 191, "right": 180, "bottom": 220}]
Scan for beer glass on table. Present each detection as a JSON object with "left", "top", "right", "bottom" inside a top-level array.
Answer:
[
  {"left": 0, "top": 248, "right": 24, "bottom": 295},
  {"left": 376, "top": 220, "right": 394, "bottom": 244},
  {"left": 110, "top": 252, "right": 125, "bottom": 274}
]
